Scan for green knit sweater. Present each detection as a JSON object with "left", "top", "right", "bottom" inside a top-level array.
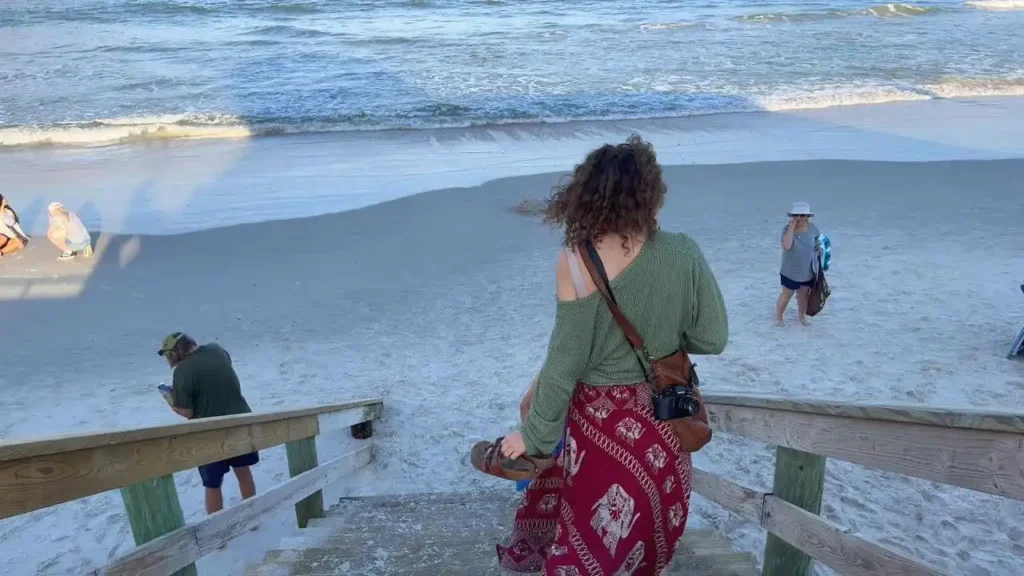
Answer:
[{"left": 522, "top": 230, "right": 729, "bottom": 456}]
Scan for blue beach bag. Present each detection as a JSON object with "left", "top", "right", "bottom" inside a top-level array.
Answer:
[{"left": 820, "top": 233, "right": 832, "bottom": 271}]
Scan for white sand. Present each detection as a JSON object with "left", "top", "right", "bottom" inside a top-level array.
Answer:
[{"left": 1, "top": 112, "right": 1024, "bottom": 574}]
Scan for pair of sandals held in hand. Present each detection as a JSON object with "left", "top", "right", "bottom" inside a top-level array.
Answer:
[{"left": 470, "top": 437, "right": 553, "bottom": 481}]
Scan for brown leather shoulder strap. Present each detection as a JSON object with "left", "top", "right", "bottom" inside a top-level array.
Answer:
[{"left": 579, "top": 242, "right": 647, "bottom": 353}]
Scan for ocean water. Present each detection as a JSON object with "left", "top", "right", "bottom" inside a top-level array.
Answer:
[{"left": 1, "top": 0, "right": 1023, "bottom": 147}]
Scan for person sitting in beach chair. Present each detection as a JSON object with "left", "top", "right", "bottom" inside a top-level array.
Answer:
[
  {"left": 1010, "top": 282, "right": 1024, "bottom": 359},
  {"left": 0, "top": 194, "right": 30, "bottom": 259},
  {"left": 46, "top": 202, "right": 93, "bottom": 261}
]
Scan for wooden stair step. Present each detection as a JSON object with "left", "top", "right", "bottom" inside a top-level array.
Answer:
[
  {"left": 249, "top": 490, "right": 760, "bottom": 576},
  {"left": 326, "top": 489, "right": 514, "bottom": 513},
  {"left": 254, "top": 541, "right": 503, "bottom": 575},
  {"left": 667, "top": 551, "right": 760, "bottom": 576}
]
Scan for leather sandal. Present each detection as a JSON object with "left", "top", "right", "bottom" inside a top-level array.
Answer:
[{"left": 470, "top": 437, "right": 554, "bottom": 481}]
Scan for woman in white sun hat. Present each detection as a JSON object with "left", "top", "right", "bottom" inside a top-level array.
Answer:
[{"left": 775, "top": 201, "right": 821, "bottom": 326}]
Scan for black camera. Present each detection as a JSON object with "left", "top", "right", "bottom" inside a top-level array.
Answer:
[{"left": 651, "top": 365, "right": 701, "bottom": 421}]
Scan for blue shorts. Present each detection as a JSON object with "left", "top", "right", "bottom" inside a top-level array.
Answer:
[
  {"left": 198, "top": 451, "right": 259, "bottom": 489},
  {"left": 780, "top": 274, "right": 814, "bottom": 291}
]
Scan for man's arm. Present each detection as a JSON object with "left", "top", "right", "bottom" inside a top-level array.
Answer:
[{"left": 170, "top": 370, "right": 196, "bottom": 419}]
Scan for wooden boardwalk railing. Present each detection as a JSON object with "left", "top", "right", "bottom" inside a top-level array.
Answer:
[
  {"left": 0, "top": 398, "right": 383, "bottom": 576},
  {"left": 692, "top": 393, "right": 1024, "bottom": 576},
  {"left": 2, "top": 392, "right": 1021, "bottom": 576}
]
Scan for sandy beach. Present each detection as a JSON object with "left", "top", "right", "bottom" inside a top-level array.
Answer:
[{"left": 1, "top": 152, "right": 1023, "bottom": 574}]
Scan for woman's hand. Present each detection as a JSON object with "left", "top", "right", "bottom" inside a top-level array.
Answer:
[{"left": 501, "top": 432, "right": 527, "bottom": 459}]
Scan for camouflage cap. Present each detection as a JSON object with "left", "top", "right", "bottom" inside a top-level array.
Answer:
[{"left": 158, "top": 332, "right": 187, "bottom": 356}]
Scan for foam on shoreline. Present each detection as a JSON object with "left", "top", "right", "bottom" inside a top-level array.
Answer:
[{"left": 3, "top": 96, "right": 1024, "bottom": 238}]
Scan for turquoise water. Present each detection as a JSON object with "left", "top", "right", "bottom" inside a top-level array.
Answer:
[{"left": 1, "top": 0, "right": 1023, "bottom": 146}]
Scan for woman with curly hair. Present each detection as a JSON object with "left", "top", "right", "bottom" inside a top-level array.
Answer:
[{"left": 471, "top": 135, "right": 728, "bottom": 575}]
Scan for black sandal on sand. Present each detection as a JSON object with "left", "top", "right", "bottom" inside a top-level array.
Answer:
[{"left": 470, "top": 437, "right": 554, "bottom": 481}]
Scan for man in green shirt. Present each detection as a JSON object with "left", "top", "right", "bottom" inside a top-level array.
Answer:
[{"left": 158, "top": 332, "right": 258, "bottom": 514}]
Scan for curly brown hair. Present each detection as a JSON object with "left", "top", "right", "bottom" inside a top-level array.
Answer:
[{"left": 544, "top": 134, "right": 666, "bottom": 250}]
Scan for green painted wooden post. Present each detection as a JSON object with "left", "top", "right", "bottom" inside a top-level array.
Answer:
[
  {"left": 763, "top": 446, "right": 826, "bottom": 576},
  {"left": 120, "top": 474, "right": 198, "bottom": 576},
  {"left": 285, "top": 436, "right": 324, "bottom": 528}
]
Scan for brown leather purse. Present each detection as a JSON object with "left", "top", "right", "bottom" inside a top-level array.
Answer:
[{"left": 580, "top": 241, "right": 712, "bottom": 453}]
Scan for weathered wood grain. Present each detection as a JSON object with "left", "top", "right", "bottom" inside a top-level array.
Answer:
[
  {"left": 691, "top": 467, "right": 767, "bottom": 522},
  {"left": 0, "top": 398, "right": 383, "bottom": 462},
  {"left": 764, "top": 447, "right": 827, "bottom": 576},
  {"left": 761, "top": 495, "right": 949, "bottom": 576},
  {"left": 119, "top": 474, "right": 196, "bottom": 576},
  {"left": 704, "top": 393, "right": 1024, "bottom": 434},
  {"left": 316, "top": 404, "right": 382, "bottom": 434},
  {"left": 0, "top": 417, "right": 315, "bottom": 520},
  {"left": 684, "top": 470, "right": 949, "bottom": 576},
  {"left": 93, "top": 445, "right": 375, "bottom": 576},
  {"left": 285, "top": 437, "right": 324, "bottom": 528},
  {"left": 0, "top": 401, "right": 383, "bottom": 520},
  {"left": 707, "top": 404, "right": 1024, "bottom": 501}
]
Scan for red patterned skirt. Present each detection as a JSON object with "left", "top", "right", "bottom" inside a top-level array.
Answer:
[{"left": 498, "top": 383, "right": 693, "bottom": 576}]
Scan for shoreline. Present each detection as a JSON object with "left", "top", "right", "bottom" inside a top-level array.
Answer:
[
  {"left": 2, "top": 96, "right": 1024, "bottom": 237},
  {"left": 3, "top": 90, "right": 1024, "bottom": 150}
]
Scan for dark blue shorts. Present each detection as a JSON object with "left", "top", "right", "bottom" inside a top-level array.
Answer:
[
  {"left": 780, "top": 274, "right": 814, "bottom": 291},
  {"left": 198, "top": 451, "right": 259, "bottom": 489}
]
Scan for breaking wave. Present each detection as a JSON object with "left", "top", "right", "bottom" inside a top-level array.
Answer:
[
  {"left": 966, "top": 0, "right": 1024, "bottom": 10},
  {"left": 3, "top": 78, "right": 1023, "bottom": 149},
  {"left": 739, "top": 3, "right": 936, "bottom": 23}
]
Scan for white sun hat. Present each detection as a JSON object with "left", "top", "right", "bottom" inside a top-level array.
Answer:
[
  {"left": 788, "top": 201, "right": 813, "bottom": 216},
  {"left": 48, "top": 201, "right": 64, "bottom": 213}
]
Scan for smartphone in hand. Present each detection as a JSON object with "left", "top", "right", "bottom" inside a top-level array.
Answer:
[{"left": 157, "top": 384, "right": 173, "bottom": 396}]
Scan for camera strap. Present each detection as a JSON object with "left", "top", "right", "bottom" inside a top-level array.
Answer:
[{"left": 581, "top": 240, "right": 657, "bottom": 388}]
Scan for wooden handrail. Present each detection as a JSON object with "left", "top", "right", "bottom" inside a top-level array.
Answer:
[
  {"left": 703, "top": 393, "right": 1024, "bottom": 434},
  {"left": 705, "top": 400, "right": 1024, "bottom": 501},
  {"left": 0, "top": 398, "right": 383, "bottom": 462},
  {"left": 0, "top": 398, "right": 383, "bottom": 520},
  {"left": 693, "top": 393, "right": 1024, "bottom": 576},
  {"left": 692, "top": 468, "right": 947, "bottom": 576},
  {"left": 92, "top": 445, "right": 375, "bottom": 576}
]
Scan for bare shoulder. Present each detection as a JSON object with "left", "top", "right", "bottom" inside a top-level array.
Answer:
[{"left": 554, "top": 248, "right": 579, "bottom": 302}]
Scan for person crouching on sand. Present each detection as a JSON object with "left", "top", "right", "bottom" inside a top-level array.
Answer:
[
  {"left": 471, "top": 135, "right": 728, "bottom": 574},
  {"left": 158, "top": 332, "right": 258, "bottom": 514},
  {"left": 775, "top": 201, "right": 822, "bottom": 327},
  {"left": 46, "top": 202, "right": 93, "bottom": 261},
  {"left": 0, "top": 194, "right": 30, "bottom": 259}
]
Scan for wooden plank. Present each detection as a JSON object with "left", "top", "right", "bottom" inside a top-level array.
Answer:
[
  {"left": 690, "top": 467, "right": 767, "bottom": 522},
  {"left": 94, "top": 445, "right": 375, "bottom": 576},
  {"left": 761, "top": 495, "right": 948, "bottom": 576},
  {"left": 316, "top": 403, "right": 382, "bottom": 433},
  {"left": 0, "top": 398, "right": 384, "bottom": 462},
  {"left": 704, "top": 393, "right": 1024, "bottom": 434},
  {"left": 764, "top": 447, "right": 826, "bottom": 576},
  {"left": 119, "top": 475, "right": 197, "bottom": 576},
  {"left": 0, "top": 416, "right": 316, "bottom": 520},
  {"left": 286, "top": 437, "right": 324, "bottom": 528},
  {"left": 707, "top": 404, "right": 1024, "bottom": 501}
]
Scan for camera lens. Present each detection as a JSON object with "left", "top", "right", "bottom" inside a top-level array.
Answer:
[{"left": 683, "top": 397, "right": 701, "bottom": 418}]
